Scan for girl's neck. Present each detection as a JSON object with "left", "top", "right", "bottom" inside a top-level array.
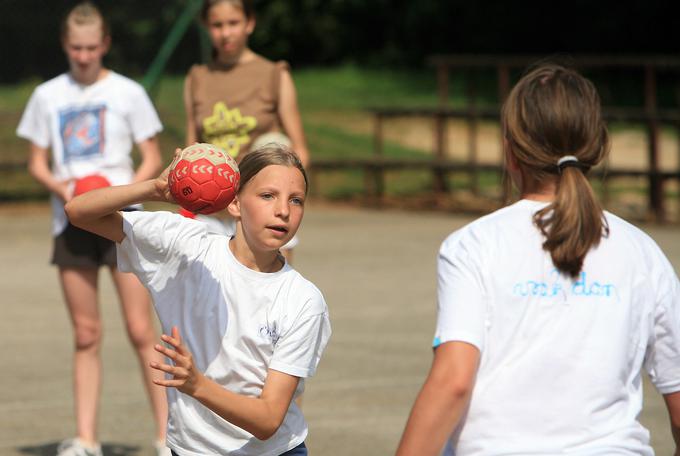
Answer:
[
  {"left": 229, "top": 235, "right": 284, "bottom": 273},
  {"left": 519, "top": 174, "right": 557, "bottom": 202},
  {"left": 215, "top": 48, "right": 255, "bottom": 67},
  {"left": 71, "top": 67, "right": 109, "bottom": 86},
  {"left": 521, "top": 189, "right": 555, "bottom": 202}
]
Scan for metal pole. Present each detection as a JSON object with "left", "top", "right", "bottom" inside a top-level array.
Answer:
[{"left": 141, "top": 0, "right": 204, "bottom": 95}]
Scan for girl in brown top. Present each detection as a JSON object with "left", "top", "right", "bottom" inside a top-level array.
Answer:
[
  {"left": 183, "top": 0, "right": 310, "bottom": 261},
  {"left": 184, "top": 0, "right": 310, "bottom": 167}
]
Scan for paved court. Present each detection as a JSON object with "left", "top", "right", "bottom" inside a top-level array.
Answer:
[{"left": 0, "top": 203, "right": 678, "bottom": 455}]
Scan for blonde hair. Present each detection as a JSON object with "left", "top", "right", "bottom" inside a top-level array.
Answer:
[
  {"left": 237, "top": 145, "right": 308, "bottom": 195},
  {"left": 61, "top": 2, "right": 109, "bottom": 40},
  {"left": 502, "top": 64, "right": 610, "bottom": 278}
]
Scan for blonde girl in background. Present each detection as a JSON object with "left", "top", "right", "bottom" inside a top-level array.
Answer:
[
  {"left": 396, "top": 64, "right": 680, "bottom": 456},
  {"left": 16, "top": 3, "right": 169, "bottom": 455},
  {"left": 64, "top": 145, "right": 331, "bottom": 456}
]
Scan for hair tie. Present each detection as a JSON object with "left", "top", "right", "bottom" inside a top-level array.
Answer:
[{"left": 556, "top": 155, "right": 587, "bottom": 174}]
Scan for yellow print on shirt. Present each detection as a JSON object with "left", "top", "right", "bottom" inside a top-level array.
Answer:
[{"left": 202, "top": 102, "right": 257, "bottom": 157}]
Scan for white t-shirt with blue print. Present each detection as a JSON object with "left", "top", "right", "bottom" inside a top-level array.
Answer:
[
  {"left": 16, "top": 72, "right": 162, "bottom": 235},
  {"left": 435, "top": 199, "right": 680, "bottom": 456}
]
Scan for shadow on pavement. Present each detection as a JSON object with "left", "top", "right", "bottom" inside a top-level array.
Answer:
[{"left": 17, "top": 442, "right": 141, "bottom": 456}]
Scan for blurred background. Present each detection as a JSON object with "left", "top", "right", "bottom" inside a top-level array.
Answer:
[
  {"left": 1, "top": 0, "right": 679, "bottom": 218},
  {"left": 1, "top": 1, "right": 680, "bottom": 454}
]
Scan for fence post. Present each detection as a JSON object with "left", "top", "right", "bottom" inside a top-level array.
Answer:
[
  {"left": 367, "top": 113, "right": 385, "bottom": 202},
  {"left": 437, "top": 64, "right": 449, "bottom": 108},
  {"left": 433, "top": 111, "right": 449, "bottom": 193},
  {"left": 497, "top": 64, "right": 511, "bottom": 203},
  {"left": 467, "top": 69, "right": 479, "bottom": 196},
  {"left": 644, "top": 65, "right": 664, "bottom": 220}
]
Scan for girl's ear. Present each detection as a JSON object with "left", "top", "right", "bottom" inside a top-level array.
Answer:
[
  {"left": 227, "top": 195, "right": 241, "bottom": 218},
  {"left": 101, "top": 35, "right": 111, "bottom": 54},
  {"left": 246, "top": 16, "right": 256, "bottom": 35}
]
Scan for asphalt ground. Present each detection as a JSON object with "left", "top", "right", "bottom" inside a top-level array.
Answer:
[{"left": 1, "top": 203, "right": 678, "bottom": 456}]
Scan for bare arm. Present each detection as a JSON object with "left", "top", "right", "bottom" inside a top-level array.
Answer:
[
  {"left": 183, "top": 74, "right": 198, "bottom": 147},
  {"left": 133, "top": 136, "right": 163, "bottom": 183},
  {"left": 664, "top": 390, "right": 680, "bottom": 455},
  {"left": 27, "top": 143, "right": 72, "bottom": 202},
  {"left": 65, "top": 157, "right": 176, "bottom": 243},
  {"left": 395, "top": 341, "right": 480, "bottom": 456},
  {"left": 152, "top": 327, "right": 299, "bottom": 440},
  {"left": 278, "top": 69, "right": 310, "bottom": 168}
]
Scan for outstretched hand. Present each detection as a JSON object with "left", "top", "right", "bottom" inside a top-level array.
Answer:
[
  {"left": 151, "top": 325, "right": 202, "bottom": 396},
  {"left": 153, "top": 148, "right": 182, "bottom": 203}
]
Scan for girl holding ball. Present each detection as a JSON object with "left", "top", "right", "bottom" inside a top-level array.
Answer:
[
  {"left": 396, "top": 64, "right": 680, "bottom": 456},
  {"left": 65, "top": 145, "right": 331, "bottom": 456}
]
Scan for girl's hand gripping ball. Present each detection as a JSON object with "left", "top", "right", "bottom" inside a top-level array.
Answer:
[{"left": 168, "top": 143, "right": 240, "bottom": 214}]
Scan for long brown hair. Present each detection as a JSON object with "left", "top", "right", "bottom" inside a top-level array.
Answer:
[{"left": 502, "top": 64, "right": 610, "bottom": 278}]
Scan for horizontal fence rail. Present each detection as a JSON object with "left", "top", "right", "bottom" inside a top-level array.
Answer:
[{"left": 308, "top": 55, "right": 680, "bottom": 221}]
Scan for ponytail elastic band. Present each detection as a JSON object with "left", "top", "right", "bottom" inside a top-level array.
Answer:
[{"left": 556, "top": 155, "right": 588, "bottom": 174}]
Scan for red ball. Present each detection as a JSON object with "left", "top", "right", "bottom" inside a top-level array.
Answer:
[
  {"left": 168, "top": 143, "right": 240, "bottom": 215},
  {"left": 73, "top": 174, "right": 111, "bottom": 196}
]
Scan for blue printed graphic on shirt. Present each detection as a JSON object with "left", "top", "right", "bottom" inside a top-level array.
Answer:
[{"left": 59, "top": 105, "right": 106, "bottom": 162}]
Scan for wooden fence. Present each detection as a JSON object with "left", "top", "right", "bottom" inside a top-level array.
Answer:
[{"left": 311, "top": 55, "right": 680, "bottom": 220}]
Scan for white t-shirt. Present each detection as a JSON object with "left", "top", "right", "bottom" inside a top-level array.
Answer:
[
  {"left": 435, "top": 199, "right": 680, "bottom": 456},
  {"left": 117, "top": 211, "right": 331, "bottom": 456},
  {"left": 16, "top": 72, "right": 162, "bottom": 235}
]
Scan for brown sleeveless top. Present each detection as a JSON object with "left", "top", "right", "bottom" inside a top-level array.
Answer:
[{"left": 186, "top": 54, "right": 288, "bottom": 158}]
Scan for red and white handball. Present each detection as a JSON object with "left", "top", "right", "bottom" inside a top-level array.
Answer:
[
  {"left": 168, "top": 143, "right": 240, "bottom": 214},
  {"left": 73, "top": 174, "right": 111, "bottom": 196}
]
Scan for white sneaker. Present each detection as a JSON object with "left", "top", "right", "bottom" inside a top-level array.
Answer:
[
  {"left": 154, "top": 439, "right": 172, "bottom": 456},
  {"left": 56, "top": 438, "right": 102, "bottom": 456}
]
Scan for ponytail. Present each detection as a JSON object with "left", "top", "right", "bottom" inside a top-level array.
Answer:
[
  {"left": 502, "top": 64, "right": 610, "bottom": 278},
  {"left": 534, "top": 165, "right": 608, "bottom": 278}
]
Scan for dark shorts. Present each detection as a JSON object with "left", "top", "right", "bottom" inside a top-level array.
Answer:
[
  {"left": 50, "top": 208, "right": 137, "bottom": 268},
  {"left": 170, "top": 442, "right": 306, "bottom": 456},
  {"left": 51, "top": 222, "right": 116, "bottom": 268}
]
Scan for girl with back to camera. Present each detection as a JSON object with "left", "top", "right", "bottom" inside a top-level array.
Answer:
[
  {"left": 182, "top": 0, "right": 310, "bottom": 260},
  {"left": 65, "top": 145, "right": 331, "bottom": 456},
  {"left": 15, "top": 3, "right": 168, "bottom": 455},
  {"left": 396, "top": 64, "right": 680, "bottom": 456}
]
